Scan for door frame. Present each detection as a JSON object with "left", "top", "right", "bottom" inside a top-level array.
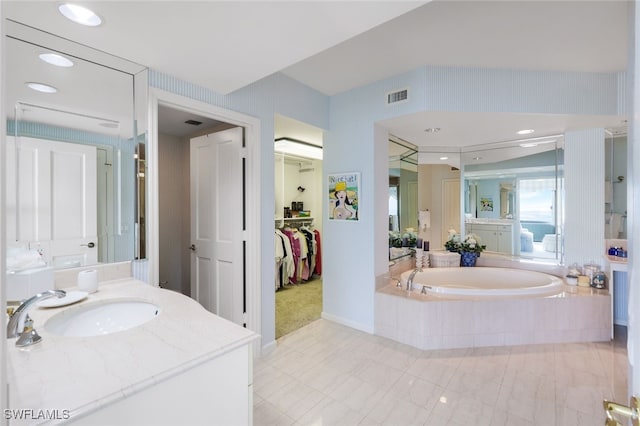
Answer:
[{"left": 148, "top": 88, "right": 262, "bottom": 350}]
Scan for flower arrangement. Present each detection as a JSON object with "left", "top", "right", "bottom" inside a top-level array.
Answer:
[
  {"left": 389, "top": 230, "right": 417, "bottom": 248},
  {"left": 459, "top": 233, "right": 486, "bottom": 254},
  {"left": 444, "top": 230, "right": 486, "bottom": 254},
  {"left": 444, "top": 230, "right": 461, "bottom": 252}
]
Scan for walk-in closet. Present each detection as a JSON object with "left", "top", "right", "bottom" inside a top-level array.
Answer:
[{"left": 274, "top": 115, "right": 323, "bottom": 339}]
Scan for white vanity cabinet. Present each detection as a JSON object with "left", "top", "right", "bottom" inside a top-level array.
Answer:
[
  {"left": 467, "top": 223, "right": 513, "bottom": 255},
  {"left": 7, "top": 279, "right": 259, "bottom": 426},
  {"left": 75, "top": 343, "right": 253, "bottom": 426}
]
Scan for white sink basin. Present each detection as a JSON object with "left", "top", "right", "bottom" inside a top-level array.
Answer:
[{"left": 45, "top": 300, "right": 160, "bottom": 337}]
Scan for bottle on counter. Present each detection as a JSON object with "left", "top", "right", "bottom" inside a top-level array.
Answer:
[{"left": 591, "top": 269, "right": 607, "bottom": 289}]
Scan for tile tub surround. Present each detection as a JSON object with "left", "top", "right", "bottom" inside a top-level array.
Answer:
[
  {"left": 375, "top": 284, "right": 611, "bottom": 351},
  {"left": 6, "top": 279, "right": 259, "bottom": 424}
]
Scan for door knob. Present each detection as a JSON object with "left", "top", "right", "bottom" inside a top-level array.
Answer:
[
  {"left": 189, "top": 244, "right": 196, "bottom": 251},
  {"left": 81, "top": 242, "right": 95, "bottom": 248},
  {"left": 603, "top": 396, "right": 640, "bottom": 425}
]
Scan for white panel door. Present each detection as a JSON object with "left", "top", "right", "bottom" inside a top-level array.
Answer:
[
  {"left": 6, "top": 137, "right": 98, "bottom": 267},
  {"left": 190, "top": 128, "right": 244, "bottom": 326},
  {"left": 442, "top": 179, "right": 461, "bottom": 242}
]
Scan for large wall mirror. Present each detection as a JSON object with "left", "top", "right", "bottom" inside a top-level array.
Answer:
[
  {"left": 388, "top": 137, "right": 418, "bottom": 260},
  {"left": 605, "top": 130, "right": 627, "bottom": 240},
  {"left": 461, "top": 136, "right": 564, "bottom": 262},
  {"left": 5, "top": 20, "right": 148, "bottom": 269}
]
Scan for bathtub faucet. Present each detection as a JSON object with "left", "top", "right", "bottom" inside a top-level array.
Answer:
[{"left": 407, "top": 268, "right": 423, "bottom": 291}]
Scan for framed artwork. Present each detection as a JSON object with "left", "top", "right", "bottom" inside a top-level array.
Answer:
[
  {"left": 480, "top": 197, "right": 494, "bottom": 212},
  {"left": 328, "top": 172, "right": 360, "bottom": 221}
]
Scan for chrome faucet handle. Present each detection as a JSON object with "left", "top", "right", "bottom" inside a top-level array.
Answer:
[
  {"left": 15, "top": 315, "right": 43, "bottom": 347},
  {"left": 7, "top": 289, "right": 66, "bottom": 341},
  {"left": 391, "top": 277, "right": 401, "bottom": 288}
]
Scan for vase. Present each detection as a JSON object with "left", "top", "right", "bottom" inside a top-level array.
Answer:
[{"left": 460, "top": 251, "right": 478, "bottom": 267}]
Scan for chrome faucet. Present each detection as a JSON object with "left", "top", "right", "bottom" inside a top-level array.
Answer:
[
  {"left": 7, "top": 289, "right": 65, "bottom": 347},
  {"left": 406, "top": 268, "right": 422, "bottom": 291}
]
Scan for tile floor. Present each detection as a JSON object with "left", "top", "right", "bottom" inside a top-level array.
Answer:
[{"left": 253, "top": 320, "right": 628, "bottom": 426}]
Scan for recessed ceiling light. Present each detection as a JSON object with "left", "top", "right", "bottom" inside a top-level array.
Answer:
[
  {"left": 58, "top": 3, "right": 102, "bottom": 27},
  {"left": 517, "top": 129, "right": 535, "bottom": 135},
  {"left": 424, "top": 127, "right": 441, "bottom": 133},
  {"left": 472, "top": 156, "right": 482, "bottom": 161},
  {"left": 439, "top": 156, "right": 449, "bottom": 160},
  {"left": 520, "top": 143, "right": 538, "bottom": 148},
  {"left": 26, "top": 82, "right": 57, "bottom": 93},
  {"left": 39, "top": 53, "right": 74, "bottom": 67}
]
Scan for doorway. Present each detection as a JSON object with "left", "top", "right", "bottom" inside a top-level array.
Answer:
[
  {"left": 147, "top": 94, "right": 262, "bottom": 340},
  {"left": 274, "top": 115, "right": 324, "bottom": 338}
]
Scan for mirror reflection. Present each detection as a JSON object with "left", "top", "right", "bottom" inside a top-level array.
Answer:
[
  {"left": 462, "top": 137, "right": 564, "bottom": 261},
  {"left": 388, "top": 137, "right": 418, "bottom": 260},
  {"left": 5, "top": 21, "right": 148, "bottom": 270},
  {"left": 605, "top": 131, "right": 627, "bottom": 240}
]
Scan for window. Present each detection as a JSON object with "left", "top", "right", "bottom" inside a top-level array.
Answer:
[{"left": 519, "top": 178, "right": 557, "bottom": 223}]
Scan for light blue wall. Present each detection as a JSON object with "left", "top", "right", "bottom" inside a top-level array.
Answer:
[
  {"left": 476, "top": 180, "right": 501, "bottom": 219},
  {"left": 150, "top": 64, "right": 625, "bottom": 344}
]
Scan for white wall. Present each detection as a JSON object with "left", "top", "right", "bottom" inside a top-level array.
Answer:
[
  {"left": 158, "top": 132, "right": 190, "bottom": 296},
  {"left": 0, "top": 5, "right": 7, "bottom": 424},
  {"left": 564, "top": 129, "right": 606, "bottom": 266},
  {"left": 274, "top": 156, "right": 323, "bottom": 235},
  {"left": 627, "top": 0, "right": 639, "bottom": 396}
]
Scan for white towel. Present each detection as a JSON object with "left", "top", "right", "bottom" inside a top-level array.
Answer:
[
  {"left": 419, "top": 210, "right": 431, "bottom": 231},
  {"left": 607, "top": 213, "right": 623, "bottom": 239},
  {"left": 7, "top": 249, "right": 46, "bottom": 272},
  {"left": 389, "top": 215, "right": 399, "bottom": 232}
]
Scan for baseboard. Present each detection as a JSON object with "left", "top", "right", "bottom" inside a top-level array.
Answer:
[
  {"left": 260, "top": 339, "right": 277, "bottom": 357},
  {"left": 321, "top": 312, "right": 374, "bottom": 334}
]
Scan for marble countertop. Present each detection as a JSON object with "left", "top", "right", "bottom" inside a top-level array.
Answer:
[{"left": 6, "top": 279, "right": 259, "bottom": 422}]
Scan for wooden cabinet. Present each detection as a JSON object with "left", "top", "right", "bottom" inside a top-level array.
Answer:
[{"left": 466, "top": 223, "right": 513, "bottom": 255}]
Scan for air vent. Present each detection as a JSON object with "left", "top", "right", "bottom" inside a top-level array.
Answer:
[
  {"left": 386, "top": 88, "right": 408, "bottom": 105},
  {"left": 184, "top": 119, "right": 202, "bottom": 126}
]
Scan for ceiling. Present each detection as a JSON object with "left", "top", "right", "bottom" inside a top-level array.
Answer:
[{"left": 3, "top": 1, "right": 630, "bottom": 149}]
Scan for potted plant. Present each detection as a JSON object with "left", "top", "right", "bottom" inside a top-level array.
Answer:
[
  {"left": 458, "top": 233, "right": 486, "bottom": 266},
  {"left": 444, "top": 230, "right": 461, "bottom": 252},
  {"left": 444, "top": 231, "right": 485, "bottom": 266}
]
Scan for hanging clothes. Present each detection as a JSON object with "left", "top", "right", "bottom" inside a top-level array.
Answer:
[
  {"left": 300, "top": 227, "right": 316, "bottom": 279},
  {"left": 291, "top": 229, "right": 308, "bottom": 282},
  {"left": 275, "top": 228, "right": 294, "bottom": 289},
  {"left": 313, "top": 229, "right": 322, "bottom": 276},
  {"left": 281, "top": 228, "right": 301, "bottom": 284}
]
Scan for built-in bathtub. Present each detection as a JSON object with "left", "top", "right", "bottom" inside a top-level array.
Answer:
[
  {"left": 400, "top": 267, "right": 564, "bottom": 298},
  {"left": 376, "top": 265, "right": 611, "bottom": 350}
]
